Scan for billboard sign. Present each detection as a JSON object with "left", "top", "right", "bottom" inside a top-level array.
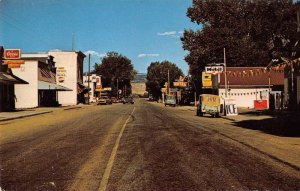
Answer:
[{"left": 4, "top": 49, "right": 21, "bottom": 59}]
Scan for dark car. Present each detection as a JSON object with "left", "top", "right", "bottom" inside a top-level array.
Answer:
[{"left": 122, "top": 97, "right": 134, "bottom": 104}]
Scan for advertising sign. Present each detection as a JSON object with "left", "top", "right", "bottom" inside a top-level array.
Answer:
[
  {"left": 224, "top": 99, "right": 238, "bottom": 116},
  {"left": 57, "top": 67, "right": 66, "bottom": 83},
  {"left": 202, "top": 72, "right": 212, "bottom": 88},
  {"left": 205, "top": 66, "right": 223, "bottom": 74},
  {"left": 3, "top": 60, "right": 25, "bottom": 68},
  {"left": 102, "top": 87, "right": 112, "bottom": 91},
  {"left": 96, "top": 76, "right": 102, "bottom": 89},
  {"left": 254, "top": 100, "right": 268, "bottom": 109},
  {"left": 173, "top": 81, "right": 187, "bottom": 87},
  {"left": 4, "top": 49, "right": 21, "bottom": 59}
]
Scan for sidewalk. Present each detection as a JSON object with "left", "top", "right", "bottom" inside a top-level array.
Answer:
[
  {"left": 166, "top": 104, "right": 300, "bottom": 170},
  {"left": 0, "top": 104, "right": 94, "bottom": 122}
]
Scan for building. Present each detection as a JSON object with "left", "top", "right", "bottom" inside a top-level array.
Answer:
[
  {"left": 0, "top": 47, "right": 28, "bottom": 112},
  {"left": 49, "top": 50, "right": 87, "bottom": 105},
  {"left": 12, "top": 54, "right": 71, "bottom": 108},
  {"left": 83, "top": 74, "right": 102, "bottom": 103},
  {"left": 219, "top": 67, "right": 284, "bottom": 109}
]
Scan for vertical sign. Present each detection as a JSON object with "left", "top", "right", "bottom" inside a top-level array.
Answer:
[
  {"left": 202, "top": 72, "right": 212, "bottom": 88},
  {"left": 224, "top": 99, "right": 238, "bottom": 116},
  {"left": 57, "top": 67, "right": 66, "bottom": 83}
]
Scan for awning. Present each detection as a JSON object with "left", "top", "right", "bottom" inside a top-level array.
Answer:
[
  {"left": 38, "top": 81, "right": 72, "bottom": 91},
  {"left": 0, "top": 72, "right": 28, "bottom": 84}
]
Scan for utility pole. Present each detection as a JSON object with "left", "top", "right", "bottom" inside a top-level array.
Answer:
[
  {"left": 117, "top": 78, "right": 119, "bottom": 99},
  {"left": 88, "top": 54, "right": 91, "bottom": 104},
  {"left": 168, "top": 69, "right": 170, "bottom": 95},
  {"left": 224, "top": 48, "right": 228, "bottom": 98},
  {"left": 72, "top": 33, "right": 75, "bottom": 51}
]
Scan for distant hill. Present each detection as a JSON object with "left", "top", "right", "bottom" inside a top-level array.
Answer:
[{"left": 132, "top": 73, "right": 147, "bottom": 83}]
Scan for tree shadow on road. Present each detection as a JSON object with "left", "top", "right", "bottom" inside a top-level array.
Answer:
[{"left": 232, "top": 113, "right": 300, "bottom": 137}]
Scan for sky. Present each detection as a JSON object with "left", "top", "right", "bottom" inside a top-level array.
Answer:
[{"left": 0, "top": 0, "right": 199, "bottom": 74}]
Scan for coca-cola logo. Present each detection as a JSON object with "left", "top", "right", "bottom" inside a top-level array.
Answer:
[{"left": 4, "top": 49, "right": 21, "bottom": 59}]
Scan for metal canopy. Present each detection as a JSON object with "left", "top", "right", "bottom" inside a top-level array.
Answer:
[
  {"left": 0, "top": 72, "right": 28, "bottom": 84},
  {"left": 38, "top": 81, "right": 72, "bottom": 91}
]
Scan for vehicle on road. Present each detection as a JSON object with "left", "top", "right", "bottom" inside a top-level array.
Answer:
[
  {"left": 164, "top": 95, "right": 176, "bottom": 107},
  {"left": 122, "top": 96, "right": 134, "bottom": 104},
  {"left": 111, "top": 97, "right": 118, "bottom": 103},
  {"left": 196, "top": 94, "right": 220, "bottom": 117},
  {"left": 97, "top": 96, "right": 112, "bottom": 105}
]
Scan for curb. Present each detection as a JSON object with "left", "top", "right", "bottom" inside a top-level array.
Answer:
[
  {"left": 63, "top": 107, "right": 82, "bottom": 111},
  {"left": 0, "top": 111, "right": 53, "bottom": 122}
]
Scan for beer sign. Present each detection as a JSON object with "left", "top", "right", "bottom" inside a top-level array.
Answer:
[{"left": 4, "top": 49, "right": 21, "bottom": 59}]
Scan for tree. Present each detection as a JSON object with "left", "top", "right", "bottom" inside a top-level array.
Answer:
[
  {"left": 182, "top": 0, "right": 298, "bottom": 80},
  {"left": 146, "top": 61, "right": 184, "bottom": 99},
  {"left": 93, "top": 51, "right": 137, "bottom": 96}
]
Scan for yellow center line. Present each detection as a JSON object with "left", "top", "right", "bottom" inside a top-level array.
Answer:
[{"left": 98, "top": 107, "right": 136, "bottom": 191}]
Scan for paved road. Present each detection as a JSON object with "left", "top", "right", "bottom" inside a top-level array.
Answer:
[{"left": 0, "top": 99, "right": 299, "bottom": 191}]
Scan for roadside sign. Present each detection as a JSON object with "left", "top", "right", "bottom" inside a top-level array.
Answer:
[
  {"left": 224, "top": 99, "right": 238, "bottom": 116},
  {"left": 205, "top": 66, "right": 224, "bottom": 74},
  {"left": 173, "top": 81, "right": 187, "bottom": 87},
  {"left": 202, "top": 72, "right": 212, "bottom": 88}
]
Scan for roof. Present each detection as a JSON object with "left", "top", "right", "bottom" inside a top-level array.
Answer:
[
  {"left": 0, "top": 72, "right": 28, "bottom": 84},
  {"left": 38, "top": 63, "right": 56, "bottom": 83},
  {"left": 219, "top": 67, "right": 284, "bottom": 87}
]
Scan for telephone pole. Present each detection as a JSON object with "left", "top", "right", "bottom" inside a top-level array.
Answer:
[
  {"left": 88, "top": 54, "right": 91, "bottom": 104},
  {"left": 168, "top": 69, "right": 170, "bottom": 95},
  {"left": 224, "top": 48, "right": 228, "bottom": 98}
]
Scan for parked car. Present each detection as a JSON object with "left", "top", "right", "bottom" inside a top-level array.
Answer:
[
  {"left": 111, "top": 97, "right": 118, "bottom": 103},
  {"left": 196, "top": 94, "right": 220, "bottom": 117},
  {"left": 164, "top": 95, "right": 176, "bottom": 107},
  {"left": 97, "top": 96, "right": 112, "bottom": 105},
  {"left": 122, "top": 96, "right": 134, "bottom": 104}
]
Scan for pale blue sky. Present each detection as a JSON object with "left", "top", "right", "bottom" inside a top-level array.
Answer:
[{"left": 0, "top": 0, "right": 199, "bottom": 74}]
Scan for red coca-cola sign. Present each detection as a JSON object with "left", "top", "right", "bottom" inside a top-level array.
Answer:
[{"left": 4, "top": 49, "right": 21, "bottom": 59}]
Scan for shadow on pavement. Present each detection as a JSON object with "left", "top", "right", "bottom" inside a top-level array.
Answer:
[{"left": 233, "top": 113, "right": 300, "bottom": 137}]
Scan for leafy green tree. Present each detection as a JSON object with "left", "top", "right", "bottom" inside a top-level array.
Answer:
[
  {"left": 146, "top": 61, "right": 184, "bottom": 99},
  {"left": 93, "top": 51, "right": 137, "bottom": 96},
  {"left": 182, "top": 0, "right": 298, "bottom": 80}
]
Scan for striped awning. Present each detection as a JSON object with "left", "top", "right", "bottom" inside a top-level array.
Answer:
[{"left": 38, "top": 81, "right": 72, "bottom": 91}]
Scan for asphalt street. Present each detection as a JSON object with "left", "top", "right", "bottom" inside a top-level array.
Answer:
[{"left": 0, "top": 99, "right": 299, "bottom": 191}]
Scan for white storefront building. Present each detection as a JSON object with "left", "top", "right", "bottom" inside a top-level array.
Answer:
[
  {"left": 13, "top": 50, "right": 86, "bottom": 108},
  {"left": 12, "top": 54, "right": 71, "bottom": 109},
  {"left": 49, "top": 50, "right": 86, "bottom": 105},
  {"left": 12, "top": 59, "right": 39, "bottom": 108},
  {"left": 218, "top": 67, "right": 284, "bottom": 109}
]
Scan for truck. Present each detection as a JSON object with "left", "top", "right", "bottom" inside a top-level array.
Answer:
[
  {"left": 164, "top": 95, "right": 176, "bottom": 107},
  {"left": 196, "top": 94, "right": 220, "bottom": 117}
]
